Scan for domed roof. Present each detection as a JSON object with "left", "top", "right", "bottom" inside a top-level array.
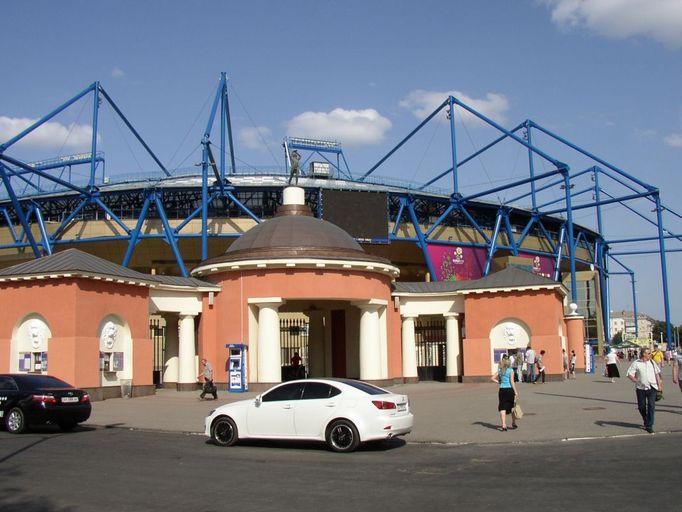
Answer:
[{"left": 195, "top": 187, "right": 391, "bottom": 268}]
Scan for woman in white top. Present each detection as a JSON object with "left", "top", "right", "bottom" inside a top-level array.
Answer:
[{"left": 605, "top": 348, "right": 620, "bottom": 383}]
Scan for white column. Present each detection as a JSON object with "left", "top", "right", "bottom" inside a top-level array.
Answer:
[
  {"left": 178, "top": 314, "right": 197, "bottom": 386},
  {"left": 255, "top": 300, "right": 283, "bottom": 383},
  {"left": 445, "top": 313, "right": 461, "bottom": 380},
  {"left": 401, "top": 315, "right": 418, "bottom": 380},
  {"left": 163, "top": 315, "right": 179, "bottom": 384},
  {"left": 358, "top": 304, "right": 382, "bottom": 380}
]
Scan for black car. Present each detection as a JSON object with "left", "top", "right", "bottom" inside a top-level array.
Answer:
[{"left": 0, "top": 374, "right": 91, "bottom": 433}]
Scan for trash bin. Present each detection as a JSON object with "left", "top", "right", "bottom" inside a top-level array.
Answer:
[{"left": 120, "top": 379, "right": 132, "bottom": 399}]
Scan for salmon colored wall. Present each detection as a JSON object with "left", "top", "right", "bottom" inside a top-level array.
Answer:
[
  {"left": 198, "top": 268, "right": 401, "bottom": 382},
  {"left": 565, "top": 316, "right": 586, "bottom": 370},
  {"left": 0, "top": 279, "right": 152, "bottom": 388},
  {"left": 463, "top": 289, "right": 565, "bottom": 378}
]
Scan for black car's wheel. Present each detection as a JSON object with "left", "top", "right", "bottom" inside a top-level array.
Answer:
[
  {"left": 211, "top": 416, "right": 238, "bottom": 447},
  {"left": 58, "top": 421, "right": 77, "bottom": 432},
  {"left": 326, "top": 419, "right": 360, "bottom": 453},
  {"left": 5, "top": 407, "right": 27, "bottom": 434}
]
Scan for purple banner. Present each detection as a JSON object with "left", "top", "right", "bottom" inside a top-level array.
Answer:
[
  {"left": 427, "top": 245, "right": 486, "bottom": 281},
  {"left": 427, "top": 245, "right": 555, "bottom": 282}
]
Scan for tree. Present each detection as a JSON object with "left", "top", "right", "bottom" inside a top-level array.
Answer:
[{"left": 611, "top": 331, "right": 623, "bottom": 345}]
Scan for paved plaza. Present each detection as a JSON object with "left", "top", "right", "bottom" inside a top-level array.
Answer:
[{"left": 86, "top": 364, "right": 682, "bottom": 445}]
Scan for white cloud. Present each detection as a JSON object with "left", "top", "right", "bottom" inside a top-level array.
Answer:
[
  {"left": 285, "top": 108, "right": 392, "bottom": 145},
  {"left": 111, "top": 67, "right": 125, "bottom": 78},
  {"left": 238, "top": 126, "right": 272, "bottom": 150},
  {"left": 399, "top": 89, "right": 509, "bottom": 126},
  {"left": 543, "top": 0, "right": 682, "bottom": 48},
  {"left": 664, "top": 133, "right": 682, "bottom": 147},
  {"left": 0, "top": 116, "right": 97, "bottom": 150}
]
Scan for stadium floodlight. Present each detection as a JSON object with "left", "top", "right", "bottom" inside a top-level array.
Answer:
[{"left": 288, "top": 137, "right": 341, "bottom": 150}]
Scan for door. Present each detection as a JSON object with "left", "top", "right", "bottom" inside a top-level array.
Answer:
[
  {"left": 331, "top": 310, "right": 346, "bottom": 377},
  {"left": 246, "top": 382, "right": 304, "bottom": 437}
]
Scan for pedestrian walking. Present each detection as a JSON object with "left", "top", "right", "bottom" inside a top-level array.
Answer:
[
  {"left": 525, "top": 344, "right": 536, "bottom": 383},
  {"left": 651, "top": 344, "right": 664, "bottom": 367},
  {"left": 199, "top": 358, "right": 217, "bottom": 400},
  {"left": 510, "top": 351, "right": 521, "bottom": 383},
  {"left": 534, "top": 350, "right": 546, "bottom": 384},
  {"left": 562, "top": 349, "right": 569, "bottom": 381},
  {"left": 673, "top": 351, "right": 682, "bottom": 396},
  {"left": 570, "top": 350, "right": 577, "bottom": 379},
  {"left": 491, "top": 355, "right": 519, "bottom": 431},
  {"left": 605, "top": 348, "right": 620, "bottom": 383},
  {"left": 627, "top": 347, "right": 662, "bottom": 434}
]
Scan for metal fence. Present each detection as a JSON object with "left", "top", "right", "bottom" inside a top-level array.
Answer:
[
  {"left": 415, "top": 317, "right": 447, "bottom": 381},
  {"left": 280, "top": 317, "right": 309, "bottom": 380},
  {"left": 149, "top": 318, "right": 165, "bottom": 387}
]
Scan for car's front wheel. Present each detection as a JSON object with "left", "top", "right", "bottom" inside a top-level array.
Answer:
[
  {"left": 5, "top": 407, "right": 27, "bottom": 434},
  {"left": 211, "top": 416, "right": 238, "bottom": 447},
  {"left": 326, "top": 419, "right": 360, "bottom": 453}
]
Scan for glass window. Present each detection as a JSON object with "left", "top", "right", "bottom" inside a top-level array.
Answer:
[
  {"left": 0, "top": 376, "right": 18, "bottom": 391},
  {"left": 302, "top": 382, "right": 341, "bottom": 400},
  {"left": 261, "top": 382, "right": 305, "bottom": 402},
  {"left": 337, "top": 379, "right": 388, "bottom": 395},
  {"left": 13, "top": 375, "right": 71, "bottom": 391}
]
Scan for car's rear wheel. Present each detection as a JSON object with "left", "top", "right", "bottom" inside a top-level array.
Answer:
[
  {"left": 326, "top": 419, "right": 360, "bottom": 453},
  {"left": 211, "top": 417, "right": 238, "bottom": 447},
  {"left": 5, "top": 407, "right": 27, "bottom": 434}
]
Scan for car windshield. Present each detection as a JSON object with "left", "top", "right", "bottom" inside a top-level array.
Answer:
[
  {"left": 337, "top": 379, "right": 388, "bottom": 395},
  {"left": 14, "top": 375, "right": 72, "bottom": 390}
]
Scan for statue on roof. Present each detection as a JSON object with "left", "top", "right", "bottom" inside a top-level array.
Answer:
[{"left": 288, "top": 150, "right": 301, "bottom": 186}]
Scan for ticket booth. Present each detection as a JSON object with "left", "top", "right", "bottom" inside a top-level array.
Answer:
[{"left": 226, "top": 344, "right": 248, "bottom": 393}]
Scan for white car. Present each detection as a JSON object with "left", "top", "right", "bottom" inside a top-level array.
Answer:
[{"left": 204, "top": 378, "right": 413, "bottom": 452}]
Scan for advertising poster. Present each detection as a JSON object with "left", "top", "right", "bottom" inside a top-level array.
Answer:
[
  {"left": 427, "top": 244, "right": 556, "bottom": 282},
  {"left": 427, "top": 245, "right": 487, "bottom": 282},
  {"left": 517, "top": 251, "right": 555, "bottom": 279}
]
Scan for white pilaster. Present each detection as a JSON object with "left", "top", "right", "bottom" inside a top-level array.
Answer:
[
  {"left": 163, "top": 315, "right": 179, "bottom": 384},
  {"left": 254, "top": 300, "right": 283, "bottom": 383},
  {"left": 401, "top": 315, "right": 419, "bottom": 379},
  {"left": 445, "top": 313, "right": 461, "bottom": 379},
  {"left": 357, "top": 304, "right": 382, "bottom": 380},
  {"left": 178, "top": 314, "right": 197, "bottom": 385}
]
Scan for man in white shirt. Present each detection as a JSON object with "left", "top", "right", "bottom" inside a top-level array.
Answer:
[
  {"left": 524, "top": 345, "right": 536, "bottom": 383},
  {"left": 627, "top": 347, "right": 662, "bottom": 434}
]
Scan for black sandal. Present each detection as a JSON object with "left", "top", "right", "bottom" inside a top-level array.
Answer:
[{"left": 497, "top": 427, "right": 507, "bottom": 431}]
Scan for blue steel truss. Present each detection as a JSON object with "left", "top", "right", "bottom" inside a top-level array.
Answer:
[{"left": 0, "top": 74, "right": 679, "bottom": 348}]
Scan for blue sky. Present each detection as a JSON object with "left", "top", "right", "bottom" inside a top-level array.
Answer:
[{"left": 1, "top": 0, "right": 681, "bottom": 324}]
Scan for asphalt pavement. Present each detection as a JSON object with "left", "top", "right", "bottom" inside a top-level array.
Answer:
[{"left": 85, "top": 363, "right": 682, "bottom": 445}]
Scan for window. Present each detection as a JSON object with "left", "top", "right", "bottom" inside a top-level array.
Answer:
[
  {"left": 261, "top": 382, "right": 305, "bottom": 402},
  {"left": 302, "top": 382, "right": 341, "bottom": 400},
  {"left": 0, "top": 376, "right": 18, "bottom": 391},
  {"left": 337, "top": 379, "right": 388, "bottom": 395},
  {"left": 13, "top": 375, "right": 70, "bottom": 391}
]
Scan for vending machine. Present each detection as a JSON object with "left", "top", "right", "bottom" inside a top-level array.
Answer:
[{"left": 226, "top": 344, "right": 248, "bottom": 392}]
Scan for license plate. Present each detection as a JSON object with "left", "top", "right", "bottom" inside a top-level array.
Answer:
[
  {"left": 61, "top": 396, "right": 78, "bottom": 403},
  {"left": 397, "top": 403, "right": 406, "bottom": 412}
]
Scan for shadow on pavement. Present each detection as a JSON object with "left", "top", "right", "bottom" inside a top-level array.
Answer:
[
  {"left": 594, "top": 420, "right": 642, "bottom": 430},
  {"left": 471, "top": 421, "right": 502, "bottom": 431}
]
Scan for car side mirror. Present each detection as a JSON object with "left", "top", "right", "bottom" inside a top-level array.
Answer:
[{"left": 254, "top": 395, "right": 261, "bottom": 407}]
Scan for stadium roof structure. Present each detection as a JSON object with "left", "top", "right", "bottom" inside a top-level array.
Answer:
[{"left": 0, "top": 72, "right": 680, "bottom": 346}]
